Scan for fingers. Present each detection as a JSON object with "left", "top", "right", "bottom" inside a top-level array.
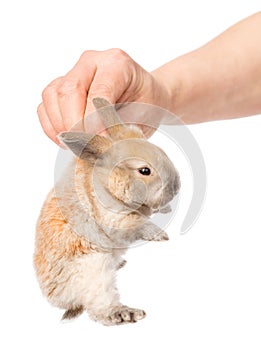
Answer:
[
  {"left": 40, "top": 74, "right": 90, "bottom": 140},
  {"left": 59, "top": 52, "right": 97, "bottom": 130},
  {"left": 41, "top": 78, "right": 65, "bottom": 133},
  {"left": 37, "top": 103, "right": 60, "bottom": 145},
  {"left": 39, "top": 52, "right": 97, "bottom": 142}
]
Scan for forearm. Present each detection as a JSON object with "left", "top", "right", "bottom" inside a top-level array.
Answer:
[{"left": 152, "top": 12, "right": 261, "bottom": 124}]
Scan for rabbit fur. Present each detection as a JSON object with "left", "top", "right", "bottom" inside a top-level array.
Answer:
[{"left": 34, "top": 98, "right": 180, "bottom": 326}]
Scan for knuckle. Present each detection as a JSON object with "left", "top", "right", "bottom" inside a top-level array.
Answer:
[
  {"left": 106, "top": 48, "right": 129, "bottom": 60},
  {"left": 42, "top": 77, "right": 62, "bottom": 99},
  {"left": 37, "top": 103, "right": 44, "bottom": 116},
  {"left": 42, "top": 86, "right": 52, "bottom": 100},
  {"left": 104, "top": 48, "right": 132, "bottom": 71},
  {"left": 80, "top": 50, "right": 98, "bottom": 61},
  {"left": 57, "top": 78, "right": 82, "bottom": 97}
]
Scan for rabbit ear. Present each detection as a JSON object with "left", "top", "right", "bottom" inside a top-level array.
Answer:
[
  {"left": 92, "top": 97, "right": 123, "bottom": 136},
  {"left": 59, "top": 132, "right": 112, "bottom": 159},
  {"left": 92, "top": 97, "right": 144, "bottom": 140}
]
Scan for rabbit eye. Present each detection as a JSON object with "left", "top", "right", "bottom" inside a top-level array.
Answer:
[{"left": 139, "top": 167, "right": 151, "bottom": 176}]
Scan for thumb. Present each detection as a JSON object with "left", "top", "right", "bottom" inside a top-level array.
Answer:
[{"left": 83, "top": 59, "right": 133, "bottom": 133}]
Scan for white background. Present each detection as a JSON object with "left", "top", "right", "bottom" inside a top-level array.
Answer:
[{"left": 1, "top": 1, "right": 261, "bottom": 349}]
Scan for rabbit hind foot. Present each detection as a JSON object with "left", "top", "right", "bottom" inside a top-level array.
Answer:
[{"left": 61, "top": 305, "right": 84, "bottom": 321}]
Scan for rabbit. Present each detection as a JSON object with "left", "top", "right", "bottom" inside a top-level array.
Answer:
[{"left": 34, "top": 97, "right": 180, "bottom": 326}]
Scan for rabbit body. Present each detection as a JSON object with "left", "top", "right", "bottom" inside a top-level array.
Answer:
[{"left": 34, "top": 98, "right": 180, "bottom": 325}]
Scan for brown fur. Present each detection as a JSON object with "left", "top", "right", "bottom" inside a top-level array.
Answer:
[{"left": 34, "top": 192, "right": 99, "bottom": 295}]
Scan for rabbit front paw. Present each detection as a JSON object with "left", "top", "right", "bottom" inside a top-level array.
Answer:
[
  {"left": 142, "top": 229, "right": 169, "bottom": 241},
  {"left": 139, "top": 223, "right": 169, "bottom": 241},
  {"left": 108, "top": 306, "right": 146, "bottom": 325}
]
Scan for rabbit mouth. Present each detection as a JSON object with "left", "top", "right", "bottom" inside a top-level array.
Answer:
[
  {"left": 129, "top": 201, "right": 153, "bottom": 216},
  {"left": 131, "top": 199, "right": 170, "bottom": 215},
  {"left": 135, "top": 202, "right": 170, "bottom": 215}
]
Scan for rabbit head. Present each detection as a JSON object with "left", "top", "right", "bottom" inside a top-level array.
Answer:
[{"left": 59, "top": 98, "right": 180, "bottom": 214}]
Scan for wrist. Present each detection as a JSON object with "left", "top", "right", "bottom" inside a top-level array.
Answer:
[
  {"left": 151, "top": 51, "right": 210, "bottom": 124},
  {"left": 151, "top": 59, "right": 187, "bottom": 123}
]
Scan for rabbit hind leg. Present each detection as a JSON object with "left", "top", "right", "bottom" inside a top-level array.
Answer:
[{"left": 61, "top": 305, "right": 84, "bottom": 321}]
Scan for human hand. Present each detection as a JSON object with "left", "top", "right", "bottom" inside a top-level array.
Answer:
[{"left": 38, "top": 49, "right": 170, "bottom": 144}]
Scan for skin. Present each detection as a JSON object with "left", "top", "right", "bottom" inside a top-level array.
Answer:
[{"left": 38, "top": 12, "right": 261, "bottom": 145}]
